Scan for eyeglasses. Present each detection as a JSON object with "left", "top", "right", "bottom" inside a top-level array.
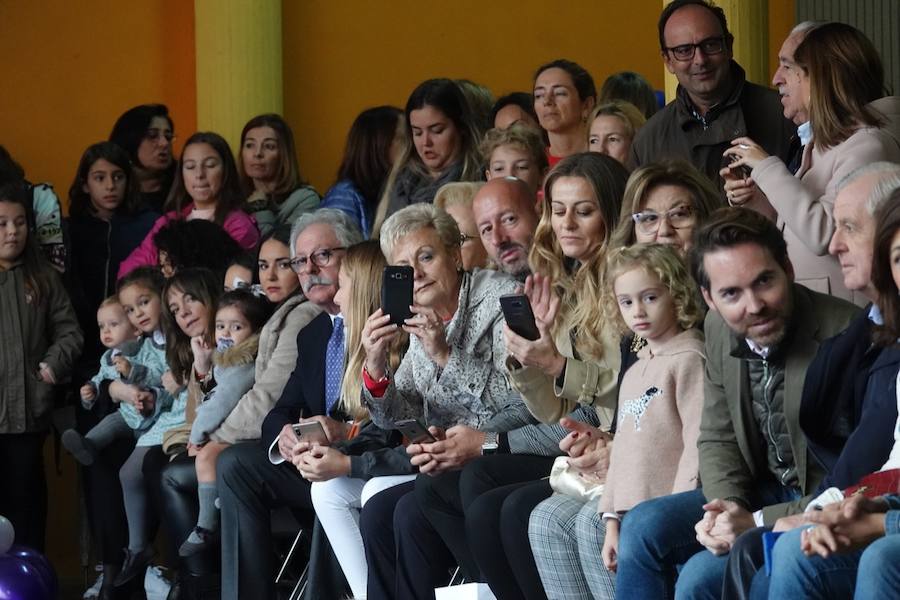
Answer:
[
  {"left": 664, "top": 36, "right": 727, "bottom": 62},
  {"left": 144, "top": 128, "right": 175, "bottom": 143},
  {"left": 289, "top": 247, "right": 346, "bottom": 272},
  {"left": 632, "top": 205, "right": 695, "bottom": 235},
  {"left": 459, "top": 233, "right": 479, "bottom": 245}
]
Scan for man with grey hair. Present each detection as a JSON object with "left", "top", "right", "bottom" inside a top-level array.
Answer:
[
  {"left": 722, "top": 162, "right": 900, "bottom": 598},
  {"left": 218, "top": 208, "right": 362, "bottom": 599}
]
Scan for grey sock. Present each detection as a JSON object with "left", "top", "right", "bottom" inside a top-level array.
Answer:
[
  {"left": 196, "top": 482, "right": 219, "bottom": 532},
  {"left": 121, "top": 447, "right": 153, "bottom": 552}
]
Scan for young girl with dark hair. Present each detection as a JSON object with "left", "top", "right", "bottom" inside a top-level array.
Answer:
[
  {"left": 238, "top": 113, "right": 320, "bottom": 236},
  {"left": 321, "top": 105, "right": 403, "bottom": 237},
  {"left": 118, "top": 132, "right": 260, "bottom": 278},
  {"left": 67, "top": 142, "right": 159, "bottom": 378},
  {"left": 0, "top": 181, "right": 83, "bottom": 551}
]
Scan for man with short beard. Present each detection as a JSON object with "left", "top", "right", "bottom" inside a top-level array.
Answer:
[
  {"left": 471, "top": 176, "right": 538, "bottom": 280},
  {"left": 614, "top": 207, "right": 859, "bottom": 598},
  {"left": 217, "top": 208, "right": 363, "bottom": 600}
]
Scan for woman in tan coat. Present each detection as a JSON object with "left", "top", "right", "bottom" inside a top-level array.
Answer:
[{"left": 725, "top": 22, "right": 900, "bottom": 305}]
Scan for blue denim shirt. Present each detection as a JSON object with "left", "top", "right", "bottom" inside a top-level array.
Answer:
[{"left": 885, "top": 494, "right": 900, "bottom": 535}]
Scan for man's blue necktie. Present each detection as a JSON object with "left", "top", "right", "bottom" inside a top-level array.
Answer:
[{"left": 324, "top": 316, "right": 344, "bottom": 415}]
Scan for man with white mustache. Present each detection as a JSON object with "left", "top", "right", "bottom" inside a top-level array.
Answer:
[{"left": 217, "top": 208, "right": 363, "bottom": 600}]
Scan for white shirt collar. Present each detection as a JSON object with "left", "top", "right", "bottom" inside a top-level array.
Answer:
[
  {"left": 798, "top": 121, "right": 812, "bottom": 147},
  {"left": 745, "top": 338, "right": 771, "bottom": 359}
]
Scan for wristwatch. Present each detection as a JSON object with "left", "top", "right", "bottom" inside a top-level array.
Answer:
[{"left": 481, "top": 431, "right": 499, "bottom": 455}]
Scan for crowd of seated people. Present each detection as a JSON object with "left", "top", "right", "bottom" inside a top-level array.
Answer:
[{"left": 4, "top": 2, "right": 900, "bottom": 600}]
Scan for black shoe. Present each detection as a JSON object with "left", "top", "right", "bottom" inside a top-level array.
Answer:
[
  {"left": 178, "top": 527, "right": 220, "bottom": 557},
  {"left": 165, "top": 578, "right": 183, "bottom": 600},
  {"left": 113, "top": 547, "right": 154, "bottom": 587},
  {"left": 62, "top": 429, "right": 97, "bottom": 465}
]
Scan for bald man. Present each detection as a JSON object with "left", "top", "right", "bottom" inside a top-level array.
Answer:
[{"left": 472, "top": 177, "right": 539, "bottom": 280}]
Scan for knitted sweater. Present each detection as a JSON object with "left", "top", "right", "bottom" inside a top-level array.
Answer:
[
  {"left": 599, "top": 329, "right": 706, "bottom": 515},
  {"left": 88, "top": 338, "right": 154, "bottom": 430}
]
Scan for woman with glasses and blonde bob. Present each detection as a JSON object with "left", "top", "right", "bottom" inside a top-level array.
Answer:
[
  {"left": 724, "top": 22, "right": 900, "bottom": 304},
  {"left": 610, "top": 159, "right": 723, "bottom": 255},
  {"left": 238, "top": 114, "right": 320, "bottom": 237}
]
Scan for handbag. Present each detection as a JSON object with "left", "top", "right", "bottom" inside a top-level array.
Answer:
[
  {"left": 843, "top": 468, "right": 900, "bottom": 499},
  {"left": 548, "top": 455, "right": 605, "bottom": 502}
]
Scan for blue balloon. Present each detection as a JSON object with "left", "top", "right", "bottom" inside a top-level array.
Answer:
[
  {"left": 0, "top": 554, "right": 53, "bottom": 600},
  {"left": 7, "top": 546, "right": 56, "bottom": 597}
]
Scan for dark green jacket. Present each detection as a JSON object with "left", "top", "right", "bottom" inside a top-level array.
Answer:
[
  {"left": 0, "top": 264, "right": 82, "bottom": 433},
  {"left": 698, "top": 284, "right": 858, "bottom": 524}
]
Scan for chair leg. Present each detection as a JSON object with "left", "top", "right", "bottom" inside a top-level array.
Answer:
[{"left": 275, "top": 529, "right": 304, "bottom": 584}]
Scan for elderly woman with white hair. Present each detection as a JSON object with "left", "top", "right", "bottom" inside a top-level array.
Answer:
[
  {"left": 359, "top": 203, "right": 527, "bottom": 599},
  {"left": 362, "top": 202, "right": 519, "bottom": 428}
]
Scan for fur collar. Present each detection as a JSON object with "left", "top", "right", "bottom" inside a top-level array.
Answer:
[{"left": 213, "top": 334, "right": 260, "bottom": 368}]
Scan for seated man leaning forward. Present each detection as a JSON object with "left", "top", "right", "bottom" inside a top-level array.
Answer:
[{"left": 613, "top": 207, "right": 859, "bottom": 598}]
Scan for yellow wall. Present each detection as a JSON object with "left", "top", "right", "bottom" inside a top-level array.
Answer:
[
  {"left": 283, "top": 0, "right": 667, "bottom": 194},
  {"left": 0, "top": 0, "right": 196, "bottom": 208}
]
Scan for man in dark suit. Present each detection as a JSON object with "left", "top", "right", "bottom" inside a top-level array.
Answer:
[{"left": 218, "top": 208, "right": 362, "bottom": 600}]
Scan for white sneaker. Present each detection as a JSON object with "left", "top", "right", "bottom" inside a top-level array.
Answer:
[
  {"left": 83, "top": 568, "right": 103, "bottom": 599},
  {"left": 145, "top": 565, "right": 171, "bottom": 600}
]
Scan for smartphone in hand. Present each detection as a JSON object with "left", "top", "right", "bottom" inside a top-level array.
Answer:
[
  {"left": 395, "top": 419, "right": 437, "bottom": 444},
  {"left": 292, "top": 421, "right": 329, "bottom": 446},
  {"left": 382, "top": 266, "right": 414, "bottom": 326},
  {"left": 500, "top": 293, "right": 540, "bottom": 341}
]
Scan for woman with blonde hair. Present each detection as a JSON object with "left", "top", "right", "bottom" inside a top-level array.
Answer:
[
  {"left": 505, "top": 152, "right": 629, "bottom": 425},
  {"left": 587, "top": 100, "right": 647, "bottom": 167},
  {"left": 724, "top": 22, "right": 900, "bottom": 304},
  {"left": 291, "top": 240, "right": 411, "bottom": 600},
  {"left": 609, "top": 159, "right": 723, "bottom": 254},
  {"left": 434, "top": 181, "right": 488, "bottom": 271}
]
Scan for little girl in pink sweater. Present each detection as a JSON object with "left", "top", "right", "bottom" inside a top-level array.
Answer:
[{"left": 599, "top": 243, "right": 707, "bottom": 573}]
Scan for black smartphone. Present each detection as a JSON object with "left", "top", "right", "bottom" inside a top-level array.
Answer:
[
  {"left": 499, "top": 293, "right": 540, "bottom": 341},
  {"left": 720, "top": 152, "right": 752, "bottom": 180},
  {"left": 395, "top": 419, "right": 436, "bottom": 444},
  {"left": 292, "top": 421, "right": 329, "bottom": 445},
  {"left": 382, "top": 266, "right": 414, "bottom": 326}
]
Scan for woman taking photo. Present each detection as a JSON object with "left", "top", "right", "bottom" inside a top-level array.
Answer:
[
  {"left": 724, "top": 22, "right": 900, "bottom": 304},
  {"left": 109, "top": 104, "right": 177, "bottom": 213},
  {"left": 119, "top": 132, "right": 260, "bottom": 278},
  {"left": 321, "top": 105, "right": 404, "bottom": 238},
  {"left": 375, "top": 79, "right": 483, "bottom": 229},
  {"left": 359, "top": 203, "right": 520, "bottom": 599},
  {"left": 533, "top": 60, "right": 597, "bottom": 168},
  {"left": 238, "top": 114, "right": 320, "bottom": 236}
]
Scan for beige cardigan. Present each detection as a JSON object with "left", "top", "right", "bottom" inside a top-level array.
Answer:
[
  {"left": 752, "top": 96, "right": 900, "bottom": 305},
  {"left": 506, "top": 315, "right": 620, "bottom": 430}
]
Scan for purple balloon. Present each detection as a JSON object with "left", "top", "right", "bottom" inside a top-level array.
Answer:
[
  {"left": 0, "top": 554, "right": 53, "bottom": 600},
  {"left": 7, "top": 546, "right": 56, "bottom": 596}
]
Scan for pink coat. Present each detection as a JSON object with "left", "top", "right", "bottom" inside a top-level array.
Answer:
[
  {"left": 753, "top": 96, "right": 900, "bottom": 305},
  {"left": 117, "top": 204, "right": 259, "bottom": 279}
]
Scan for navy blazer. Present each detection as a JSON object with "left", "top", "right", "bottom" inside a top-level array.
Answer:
[{"left": 261, "top": 311, "right": 340, "bottom": 449}]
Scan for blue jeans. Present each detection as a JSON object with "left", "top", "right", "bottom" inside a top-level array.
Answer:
[
  {"left": 617, "top": 484, "right": 799, "bottom": 600},
  {"left": 765, "top": 527, "right": 900, "bottom": 599}
]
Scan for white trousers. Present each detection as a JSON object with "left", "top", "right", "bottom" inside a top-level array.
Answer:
[{"left": 311, "top": 474, "right": 416, "bottom": 599}]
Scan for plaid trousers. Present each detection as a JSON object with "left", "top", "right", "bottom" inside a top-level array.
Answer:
[{"left": 528, "top": 494, "right": 616, "bottom": 599}]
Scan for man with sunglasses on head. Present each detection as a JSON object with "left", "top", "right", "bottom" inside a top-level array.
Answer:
[{"left": 632, "top": 0, "right": 793, "bottom": 192}]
